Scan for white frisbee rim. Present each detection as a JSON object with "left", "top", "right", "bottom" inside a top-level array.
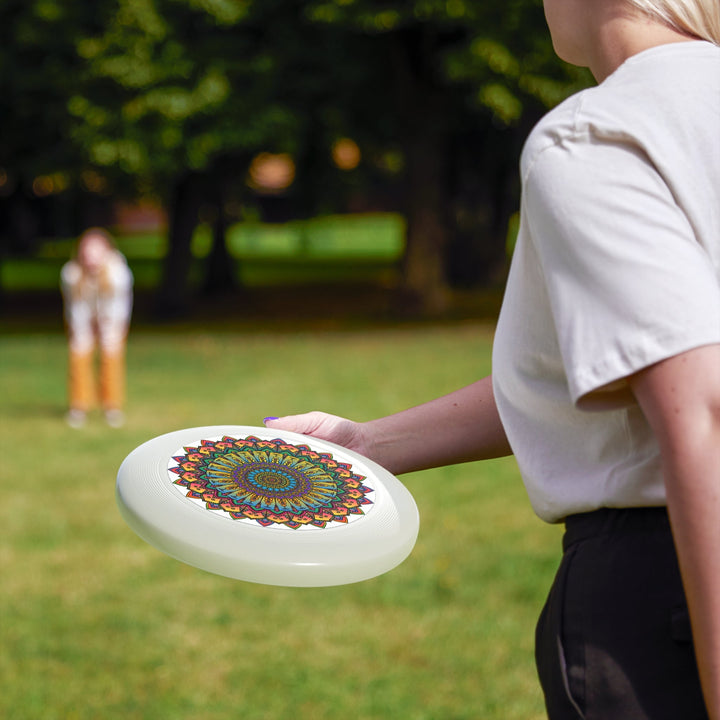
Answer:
[{"left": 116, "top": 425, "right": 419, "bottom": 587}]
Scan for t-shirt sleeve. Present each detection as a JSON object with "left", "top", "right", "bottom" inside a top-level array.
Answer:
[{"left": 524, "top": 135, "right": 720, "bottom": 408}]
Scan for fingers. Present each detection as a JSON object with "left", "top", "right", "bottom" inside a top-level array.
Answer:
[
  {"left": 263, "top": 411, "right": 326, "bottom": 436},
  {"left": 262, "top": 412, "right": 360, "bottom": 450}
]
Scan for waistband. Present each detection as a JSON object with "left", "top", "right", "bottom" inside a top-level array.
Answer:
[{"left": 563, "top": 506, "right": 670, "bottom": 552}]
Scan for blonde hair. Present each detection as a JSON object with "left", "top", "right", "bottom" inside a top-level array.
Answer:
[
  {"left": 627, "top": 0, "right": 720, "bottom": 44},
  {"left": 74, "top": 227, "right": 119, "bottom": 297}
]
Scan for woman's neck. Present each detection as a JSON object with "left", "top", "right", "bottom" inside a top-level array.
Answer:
[{"left": 589, "top": 10, "right": 698, "bottom": 82}]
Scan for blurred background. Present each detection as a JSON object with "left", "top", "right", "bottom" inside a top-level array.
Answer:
[
  {"left": 0, "top": 2, "right": 590, "bottom": 718},
  {"left": 0, "top": 0, "right": 591, "bottom": 325}
]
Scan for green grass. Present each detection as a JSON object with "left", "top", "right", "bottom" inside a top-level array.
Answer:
[
  {"left": 0, "top": 324, "right": 561, "bottom": 719},
  {"left": 2, "top": 213, "right": 406, "bottom": 291},
  {"left": 0, "top": 255, "right": 401, "bottom": 292}
]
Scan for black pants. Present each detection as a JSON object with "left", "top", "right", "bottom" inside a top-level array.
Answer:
[{"left": 535, "top": 507, "right": 708, "bottom": 719}]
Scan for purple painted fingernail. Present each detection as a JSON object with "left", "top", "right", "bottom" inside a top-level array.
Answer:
[{"left": 263, "top": 416, "right": 279, "bottom": 424}]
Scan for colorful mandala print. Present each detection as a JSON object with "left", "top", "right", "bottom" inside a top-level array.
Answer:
[{"left": 168, "top": 436, "right": 374, "bottom": 530}]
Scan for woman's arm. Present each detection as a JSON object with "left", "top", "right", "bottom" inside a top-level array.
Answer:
[
  {"left": 265, "top": 375, "right": 512, "bottom": 475},
  {"left": 630, "top": 344, "right": 720, "bottom": 719}
]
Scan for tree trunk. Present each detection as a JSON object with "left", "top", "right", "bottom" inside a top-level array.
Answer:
[
  {"left": 445, "top": 123, "right": 520, "bottom": 288},
  {"left": 402, "top": 129, "right": 450, "bottom": 314},
  {"left": 445, "top": 109, "right": 544, "bottom": 288},
  {"left": 392, "top": 28, "right": 451, "bottom": 316},
  {"left": 156, "top": 171, "right": 203, "bottom": 319},
  {"left": 202, "top": 181, "right": 237, "bottom": 297}
]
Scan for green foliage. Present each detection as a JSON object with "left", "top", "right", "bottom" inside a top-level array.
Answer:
[
  {"left": 303, "top": 0, "right": 592, "bottom": 124},
  {"left": 0, "top": 325, "right": 561, "bottom": 719},
  {"left": 0, "top": 0, "right": 592, "bottom": 303},
  {"left": 0, "top": 1, "right": 88, "bottom": 177},
  {"left": 67, "top": 0, "right": 303, "bottom": 183},
  {"left": 0, "top": 0, "right": 591, "bottom": 194}
]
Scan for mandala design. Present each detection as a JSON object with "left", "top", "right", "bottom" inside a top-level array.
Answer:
[{"left": 168, "top": 436, "right": 374, "bottom": 530}]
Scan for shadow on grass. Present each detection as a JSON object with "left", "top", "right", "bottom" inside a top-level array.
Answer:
[{"left": 0, "top": 282, "right": 505, "bottom": 336}]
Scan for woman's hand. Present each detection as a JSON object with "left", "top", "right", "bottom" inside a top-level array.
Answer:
[{"left": 264, "top": 412, "right": 372, "bottom": 457}]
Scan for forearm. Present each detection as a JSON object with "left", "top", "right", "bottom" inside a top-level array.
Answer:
[
  {"left": 360, "top": 375, "right": 512, "bottom": 475},
  {"left": 664, "top": 442, "right": 720, "bottom": 719},
  {"left": 631, "top": 345, "right": 720, "bottom": 718}
]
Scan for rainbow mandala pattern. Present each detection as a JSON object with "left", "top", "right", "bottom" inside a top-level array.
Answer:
[{"left": 168, "top": 436, "right": 374, "bottom": 530}]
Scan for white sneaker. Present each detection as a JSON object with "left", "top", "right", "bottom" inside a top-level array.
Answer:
[
  {"left": 66, "top": 409, "right": 87, "bottom": 429},
  {"left": 104, "top": 409, "right": 125, "bottom": 428}
]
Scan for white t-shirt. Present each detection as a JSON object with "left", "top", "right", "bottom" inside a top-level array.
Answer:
[
  {"left": 61, "top": 250, "right": 134, "bottom": 353},
  {"left": 492, "top": 41, "right": 720, "bottom": 523}
]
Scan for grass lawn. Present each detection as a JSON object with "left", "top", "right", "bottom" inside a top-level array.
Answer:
[
  {"left": 1, "top": 214, "right": 407, "bottom": 292},
  {"left": 0, "top": 322, "right": 561, "bottom": 719}
]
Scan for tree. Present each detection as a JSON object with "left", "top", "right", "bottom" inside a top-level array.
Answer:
[
  {"left": 0, "top": 0, "right": 592, "bottom": 315},
  {"left": 303, "top": 0, "right": 592, "bottom": 312},
  {"left": 0, "top": 0, "right": 97, "bottom": 256},
  {"left": 69, "top": 0, "right": 369, "bottom": 315}
]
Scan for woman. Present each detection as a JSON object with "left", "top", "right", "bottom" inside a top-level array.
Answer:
[
  {"left": 61, "top": 228, "right": 133, "bottom": 428},
  {"left": 266, "top": 1, "right": 720, "bottom": 717}
]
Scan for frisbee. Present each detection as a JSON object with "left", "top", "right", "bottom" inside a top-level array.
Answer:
[{"left": 116, "top": 425, "right": 419, "bottom": 587}]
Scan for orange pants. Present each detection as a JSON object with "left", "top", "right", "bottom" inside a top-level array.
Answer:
[{"left": 68, "top": 346, "right": 126, "bottom": 412}]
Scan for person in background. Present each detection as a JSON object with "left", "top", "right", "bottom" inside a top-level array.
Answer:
[
  {"left": 265, "top": 0, "right": 720, "bottom": 717},
  {"left": 60, "top": 227, "right": 133, "bottom": 428}
]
